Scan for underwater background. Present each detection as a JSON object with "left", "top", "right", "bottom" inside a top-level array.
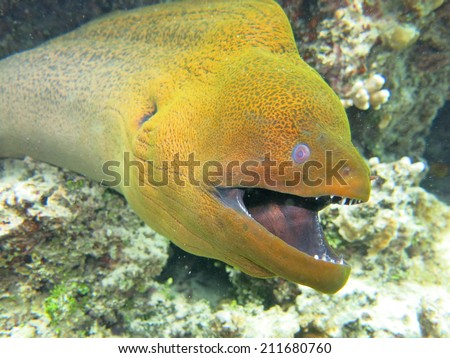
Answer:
[{"left": 0, "top": 0, "right": 449, "bottom": 337}]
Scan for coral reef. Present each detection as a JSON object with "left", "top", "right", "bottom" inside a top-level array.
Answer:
[
  {"left": 402, "top": 0, "right": 445, "bottom": 17},
  {"left": 0, "top": 158, "right": 170, "bottom": 337},
  {"left": 341, "top": 74, "right": 390, "bottom": 110},
  {"left": 1, "top": 157, "right": 448, "bottom": 337},
  {"left": 287, "top": 0, "right": 449, "bottom": 161},
  {"left": 299, "top": 0, "right": 382, "bottom": 95},
  {"left": 380, "top": 22, "right": 419, "bottom": 51},
  {"left": 322, "top": 157, "right": 450, "bottom": 285}
]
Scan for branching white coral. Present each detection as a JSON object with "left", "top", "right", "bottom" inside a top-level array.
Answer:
[{"left": 341, "top": 74, "right": 391, "bottom": 110}]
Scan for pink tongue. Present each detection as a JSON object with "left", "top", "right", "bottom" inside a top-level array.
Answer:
[
  {"left": 248, "top": 201, "right": 326, "bottom": 257},
  {"left": 215, "top": 187, "right": 339, "bottom": 261}
]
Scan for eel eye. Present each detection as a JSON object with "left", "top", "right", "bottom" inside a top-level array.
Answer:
[{"left": 292, "top": 143, "right": 311, "bottom": 164}]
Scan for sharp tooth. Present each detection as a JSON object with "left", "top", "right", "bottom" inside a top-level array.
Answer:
[
  {"left": 321, "top": 254, "right": 327, "bottom": 261},
  {"left": 314, "top": 255, "right": 319, "bottom": 260},
  {"left": 236, "top": 192, "right": 250, "bottom": 215},
  {"left": 315, "top": 196, "right": 319, "bottom": 201},
  {"left": 330, "top": 195, "right": 334, "bottom": 200},
  {"left": 237, "top": 200, "right": 247, "bottom": 213},
  {"left": 339, "top": 257, "right": 344, "bottom": 265}
]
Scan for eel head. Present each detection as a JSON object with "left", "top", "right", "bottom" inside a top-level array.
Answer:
[{"left": 129, "top": 51, "right": 370, "bottom": 293}]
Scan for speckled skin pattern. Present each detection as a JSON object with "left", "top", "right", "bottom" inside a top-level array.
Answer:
[{"left": 0, "top": 0, "right": 370, "bottom": 293}]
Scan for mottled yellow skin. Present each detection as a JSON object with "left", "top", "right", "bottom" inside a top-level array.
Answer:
[{"left": 0, "top": 0, "right": 370, "bottom": 293}]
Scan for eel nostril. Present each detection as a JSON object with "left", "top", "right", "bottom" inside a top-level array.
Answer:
[{"left": 341, "top": 166, "right": 351, "bottom": 176}]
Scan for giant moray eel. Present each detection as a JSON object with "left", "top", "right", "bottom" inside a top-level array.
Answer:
[{"left": 0, "top": 0, "right": 370, "bottom": 293}]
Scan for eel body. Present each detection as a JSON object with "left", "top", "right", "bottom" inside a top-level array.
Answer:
[{"left": 0, "top": 0, "right": 370, "bottom": 293}]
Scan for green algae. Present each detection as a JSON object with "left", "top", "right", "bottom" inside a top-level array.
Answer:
[{"left": 44, "top": 282, "right": 91, "bottom": 336}]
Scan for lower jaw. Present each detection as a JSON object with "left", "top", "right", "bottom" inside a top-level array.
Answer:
[{"left": 237, "top": 229, "right": 351, "bottom": 294}]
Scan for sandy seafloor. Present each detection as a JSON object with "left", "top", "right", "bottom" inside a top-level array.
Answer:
[{"left": 0, "top": 0, "right": 449, "bottom": 337}]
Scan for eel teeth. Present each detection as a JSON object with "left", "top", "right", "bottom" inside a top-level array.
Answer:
[
  {"left": 300, "top": 195, "right": 364, "bottom": 206},
  {"left": 236, "top": 192, "right": 250, "bottom": 216},
  {"left": 329, "top": 196, "right": 363, "bottom": 206},
  {"left": 313, "top": 253, "right": 343, "bottom": 264}
]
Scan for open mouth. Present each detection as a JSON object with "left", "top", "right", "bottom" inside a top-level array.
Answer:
[{"left": 216, "top": 187, "right": 363, "bottom": 265}]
